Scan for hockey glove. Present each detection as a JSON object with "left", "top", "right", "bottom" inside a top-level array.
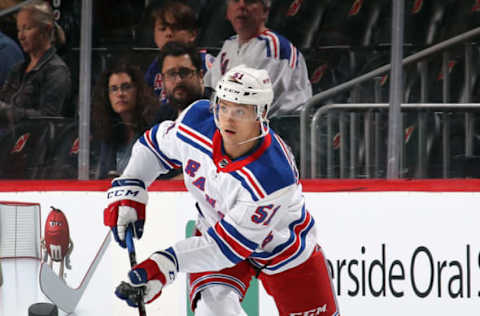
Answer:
[
  {"left": 116, "top": 248, "right": 179, "bottom": 306},
  {"left": 104, "top": 178, "right": 148, "bottom": 248}
]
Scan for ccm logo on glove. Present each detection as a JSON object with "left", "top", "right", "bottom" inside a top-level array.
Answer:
[{"left": 107, "top": 189, "right": 141, "bottom": 199}]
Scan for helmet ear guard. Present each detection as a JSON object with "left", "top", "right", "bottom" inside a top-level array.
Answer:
[{"left": 213, "top": 65, "right": 274, "bottom": 143}]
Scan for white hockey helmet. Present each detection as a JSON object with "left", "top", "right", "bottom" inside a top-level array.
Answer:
[{"left": 213, "top": 65, "right": 274, "bottom": 143}]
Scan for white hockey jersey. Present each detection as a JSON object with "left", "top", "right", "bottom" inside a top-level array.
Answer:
[
  {"left": 203, "top": 30, "right": 312, "bottom": 117},
  {"left": 122, "top": 99, "right": 318, "bottom": 275}
]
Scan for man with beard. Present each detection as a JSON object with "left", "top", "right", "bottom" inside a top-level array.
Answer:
[
  {"left": 154, "top": 41, "right": 211, "bottom": 124},
  {"left": 143, "top": 1, "right": 214, "bottom": 101},
  {"left": 154, "top": 41, "right": 211, "bottom": 179}
]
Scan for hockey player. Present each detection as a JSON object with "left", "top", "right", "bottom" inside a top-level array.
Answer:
[{"left": 104, "top": 65, "right": 339, "bottom": 316}]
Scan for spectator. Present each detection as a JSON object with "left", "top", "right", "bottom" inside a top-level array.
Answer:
[
  {"left": 154, "top": 41, "right": 212, "bottom": 123},
  {"left": 204, "top": 0, "right": 312, "bottom": 117},
  {"left": 0, "top": 31, "right": 24, "bottom": 86},
  {"left": 144, "top": 0, "right": 214, "bottom": 101},
  {"left": 0, "top": 0, "right": 72, "bottom": 123},
  {"left": 154, "top": 41, "right": 212, "bottom": 180},
  {"left": 92, "top": 61, "right": 158, "bottom": 179}
]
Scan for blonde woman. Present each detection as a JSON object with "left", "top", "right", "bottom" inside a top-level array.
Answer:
[{"left": 0, "top": 0, "right": 72, "bottom": 123}]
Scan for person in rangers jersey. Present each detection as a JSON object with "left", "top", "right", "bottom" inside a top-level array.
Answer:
[
  {"left": 203, "top": 0, "right": 312, "bottom": 117},
  {"left": 144, "top": 0, "right": 215, "bottom": 102},
  {"left": 104, "top": 65, "right": 339, "bottom": 316}
]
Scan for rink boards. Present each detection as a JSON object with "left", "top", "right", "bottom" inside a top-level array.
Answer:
[{"left": 0, "top": 179, "right": 479, "bottom": 315}]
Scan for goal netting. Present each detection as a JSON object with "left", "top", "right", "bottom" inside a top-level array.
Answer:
[{"left": 0, "top": 202, "right": 41, "bottom": 259}]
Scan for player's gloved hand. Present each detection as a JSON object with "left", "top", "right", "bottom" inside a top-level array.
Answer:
[
  {"left": 104, "top": 178, "right": 148, "bottom": 248},
  {"left": 116, "top": 248, "right": 179, "bottom": 306}
]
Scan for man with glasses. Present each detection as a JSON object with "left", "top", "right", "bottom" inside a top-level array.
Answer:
[
  {"left": 204, "top": 0, "right": 312, "bottom": 117},
  {"left": 154, "top": 41, "right": 211, "bottom": 124},
  {"left": 153, "top": 41, "right": 212, "bottom": 179},
  {"left": 144, "top": 1, "right": 214, "bottom": 102}
]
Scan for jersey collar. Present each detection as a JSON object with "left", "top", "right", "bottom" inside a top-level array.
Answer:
[{"left": 212, "top": 129, "right": 272, "bottom": 172}]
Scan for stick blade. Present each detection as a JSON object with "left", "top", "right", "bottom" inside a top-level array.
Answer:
[
  {"left": 39, "top": 232, "right": 111, "bottom": 313},
  {"left": 39, "top": 262, "right": 81, "bottom": 313}
]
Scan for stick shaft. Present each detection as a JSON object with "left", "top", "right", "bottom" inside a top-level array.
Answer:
[{"left": 126, "top": 226, "right": 147, "bottom": 316}]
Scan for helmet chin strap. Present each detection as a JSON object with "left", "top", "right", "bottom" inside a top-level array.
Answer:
[
  {"left": 217, "top": 125, "right": 264, "bottom": 145},
  {"left": 236, "top": 121, "right": 269, "bottom": 145},
  {"left": 237, "top": 133, "right": 264, "bottom": 145}
]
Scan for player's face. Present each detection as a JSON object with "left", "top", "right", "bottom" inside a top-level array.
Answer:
[
  {"left": 227, "top": 0, "right": 268, "bottom": 37},
  {"left": 162, "top": 54, "right": 203, "bottom": 111},
  {"left": 17, "top": 10, "right": 49, "bottom": 54},
  {"left": 216, "top": 99, "right": 261, "bottom": 152},
  {"left": 108, "top": 72, "right": 138, "bottom": 116},
  {"left": 153, "top": 13, "right": 196, "bottom": 49}
]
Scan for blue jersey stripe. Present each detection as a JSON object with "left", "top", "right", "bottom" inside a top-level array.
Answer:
[
  {"left": 230, "top": 171, "right": 259, "bottom": 201},
  {"left": 207, "top": 227, "right": 243, "bottom": 264},
  {"left": 139, "top": 136, "right": 172, "bottom": 170},
  {"left": 266, "top": 217, "right": 314, "bottom": 271},
  {"left": 250, "top": 206, "right": 306, "bottom": 259},
  {"left": 177, "top": 133, "right": 212, "bottom": 157},
  {"left": 259, "top": 36, "right": 272, "bottom": 58},
  {"left": 220, "top": 219, "right": 258, "bottom": 251},
  {"left": 149, "top": 125, "right": 182, "bottom": 167},
  {"left": 155, "top": 145, "right": 182, "bottom": 168},
  {"left": 150, "top": 124, "right": 161, "bottom": 151}
]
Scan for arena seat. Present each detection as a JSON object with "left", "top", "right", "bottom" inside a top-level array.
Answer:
[
  {"left": 39, "top": 121, "right": 79, "bottom": 179},
  {"left": 0, "top": 119, "right": 58, "bottom": 179},
  {"left": 39, "top": 121, "right": 101, "bottom": 180},
  {"left": 267, "top": 0, "right": 330, "bottom": 50},
  {"left": 314, "top": 0, "right": 387, "bottom": 48},
  {"left": 373, "top": 0, "right": 455, "bottom": 49},
  {"left": 437, "top": 0, "right": 480, "bottom": 42},
  {"left": 307, "top": 47, "right": 358, "bottom": 101}
]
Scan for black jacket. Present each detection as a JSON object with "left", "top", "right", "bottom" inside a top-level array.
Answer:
[{"left": 0, "top": 47, "right": 72, "bottom": 120}]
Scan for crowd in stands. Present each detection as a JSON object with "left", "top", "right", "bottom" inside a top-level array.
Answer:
[{"left": 0, "top": 0, "right": 479, "bottom": 179}]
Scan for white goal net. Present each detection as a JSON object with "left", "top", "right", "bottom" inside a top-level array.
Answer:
[{"left": 0, "top": 202, "right": 41, "bottom": 259}]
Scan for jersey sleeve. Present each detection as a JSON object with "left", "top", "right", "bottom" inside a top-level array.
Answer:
[
  {"left": 122, "top": 115, "right": 185, "bottom": 187},
  {"left": 172, "top": 185, "right": 297, "bottom": 273}
]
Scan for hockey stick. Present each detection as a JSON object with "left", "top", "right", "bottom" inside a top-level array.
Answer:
[
  {"left": 126, "top": 226, "right": 147, "bottom": 316},
  {"left": 39, "top": 231, "right": 111, "bottom": 313}
]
